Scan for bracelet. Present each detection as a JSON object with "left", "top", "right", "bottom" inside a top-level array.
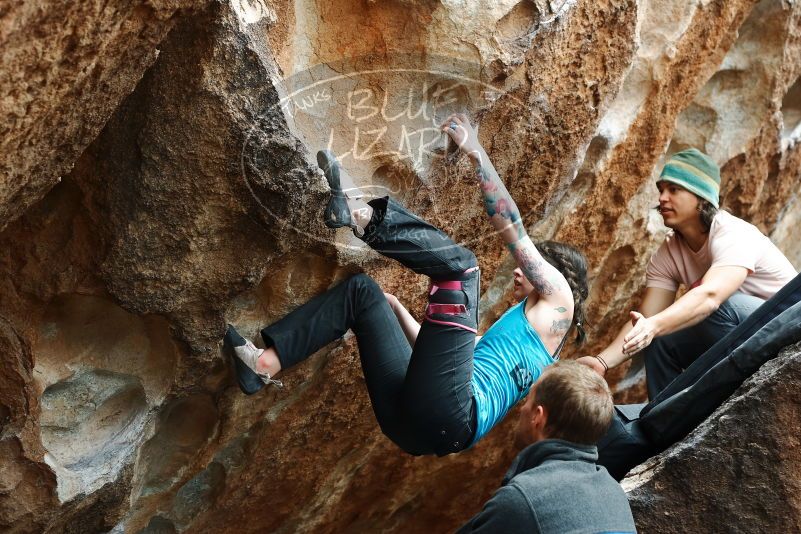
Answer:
[{"left": 594, "top": 355, "right": 609, "bottom": 373}]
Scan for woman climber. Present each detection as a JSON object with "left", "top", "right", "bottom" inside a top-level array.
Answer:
[{"left": 225, "top": 113, "right": 589, "bottom": 456}]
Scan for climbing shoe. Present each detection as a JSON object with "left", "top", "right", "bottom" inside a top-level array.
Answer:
[
  {"left": 317, "top": 149, "right": 356, "bottom": 230},
  {"left": 224, "top": 324, "right": 283, "bottom": 395}
]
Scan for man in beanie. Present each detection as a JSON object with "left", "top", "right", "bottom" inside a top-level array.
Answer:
[
  {"left": 457, "top": 361, "right": 635, "bottom": 534},
  {"left": 578, "top": 148, "right": 797, "bottom": 398}
]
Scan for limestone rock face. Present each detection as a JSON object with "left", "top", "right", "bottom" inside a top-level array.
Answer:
[
  {"left": 625, "top": 342, "right": 801, "bottom": 533},
  {"left": 0, "top": 0, "right": 800, "bottom": 532},
  {"left": 0, "top": 0, "right": 208, "bottom": 234}
]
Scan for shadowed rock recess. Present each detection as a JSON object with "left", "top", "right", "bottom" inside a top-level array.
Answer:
[{"left": 0, "top": 0, "right": 800, "bottom": 532}]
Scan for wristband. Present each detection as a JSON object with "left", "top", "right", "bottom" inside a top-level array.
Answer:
[{"left": 594, "top": 355, "right": 609, "bottom": 373}]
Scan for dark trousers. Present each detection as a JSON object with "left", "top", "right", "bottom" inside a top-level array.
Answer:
[
  {"left": 261, "top": 198, "right": 478, "bottom": 456},
  {"left": 644, "top": 292, "right": 764, "bottom": 399}
]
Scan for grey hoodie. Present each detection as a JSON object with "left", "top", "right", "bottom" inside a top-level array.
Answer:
[{"left": 457, "top": 439, "right": 636, "bottom": 534}]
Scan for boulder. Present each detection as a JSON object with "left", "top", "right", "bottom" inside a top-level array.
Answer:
[{"left": 626, "top": 341, "right": 801, "bottom": 533}]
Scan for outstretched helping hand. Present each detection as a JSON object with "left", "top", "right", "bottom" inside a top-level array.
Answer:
[
  {"left": 440, "top": 113, "right": 482, "bottom": 163},
  {"left": 622, "top": 311, "right": 659, "bottom": 355}
]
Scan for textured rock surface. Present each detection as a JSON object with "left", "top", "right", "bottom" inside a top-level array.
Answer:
[
  {"left": 0, "top": 0, "right": 207, "bottom": 234},
  {"left": 0, "top": 0, "right": 800, "bottom": 532},
  {"left": 625, "top": 342, "right": 801, "bottom": 533}
]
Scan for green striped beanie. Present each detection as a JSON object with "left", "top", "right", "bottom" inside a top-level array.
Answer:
[{"left": 658, "top": 148, "right": 720, "bottom": 208}]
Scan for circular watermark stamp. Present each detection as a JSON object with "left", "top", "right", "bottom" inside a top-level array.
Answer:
[{"left": 240, "top": 54, "right": 531, "bottom": 254}]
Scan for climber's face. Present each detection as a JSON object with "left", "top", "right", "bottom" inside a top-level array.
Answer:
[{"left": 513, "top": 267, "right": 534, "bottom": 302}]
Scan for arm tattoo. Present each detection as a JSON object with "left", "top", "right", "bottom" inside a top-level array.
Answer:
[
  {"left": 550, "top": 318, "right": 571, "bottom": 335},
  {"left": 475, "top": 158, "right": 562, "bottom": 298},
  {"left": 476, "top": 164, "right": 526, "bottom": 241}
]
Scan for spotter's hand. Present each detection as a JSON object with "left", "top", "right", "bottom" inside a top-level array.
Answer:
[{"left": 622, "top": 311, "right": 659, "bottom": 355}]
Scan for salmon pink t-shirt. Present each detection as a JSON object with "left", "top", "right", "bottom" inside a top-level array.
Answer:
[{"left": 646, "top": 211, "right": 797, "bottom": 300}]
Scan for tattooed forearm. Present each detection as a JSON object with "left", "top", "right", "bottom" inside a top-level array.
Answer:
[
  {"left": 473, "top": 155, "right": 569, "bottom": 300},
  {"left": 476, "top": 164, "right": 526, "bottom": 241},
  {"left": 550, "top": 318, "right": 571, "bottom": 335}
]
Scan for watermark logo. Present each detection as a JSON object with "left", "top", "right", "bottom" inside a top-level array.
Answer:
[{"left": 240, "top": 55, "right": 528, "bottom": 253}]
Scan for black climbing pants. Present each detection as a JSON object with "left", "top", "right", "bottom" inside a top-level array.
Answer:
[{"left": 260, "top": 198, "right": 478, "bottom": 456}]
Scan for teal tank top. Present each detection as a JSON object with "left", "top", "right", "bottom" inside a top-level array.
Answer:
[{"left": 470, "top": 299, "right": 555, "bottom": 444}]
